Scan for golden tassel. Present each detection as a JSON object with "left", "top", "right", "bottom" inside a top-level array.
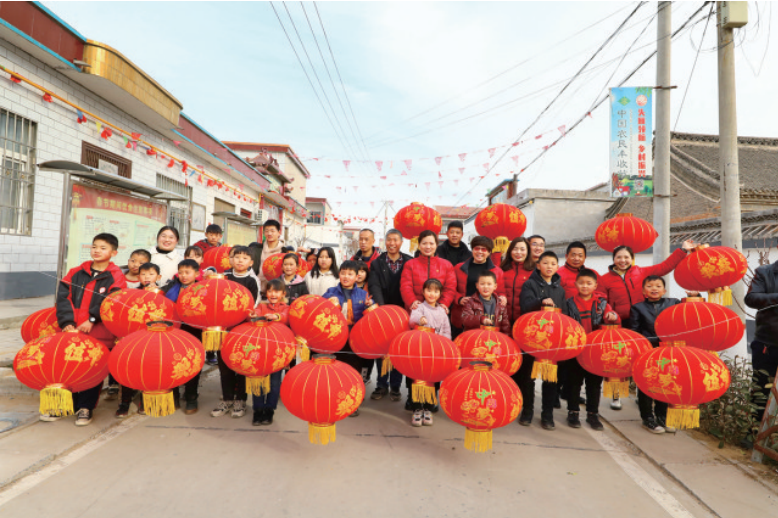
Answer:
[
  {"left": 410, "top": 237, "right": 419, "bottom": 252},
  {"left": 309, "top": 423, "right": 336, "bottom": 445},
  {"left": 142, "top": 391, "right": 176, "bottom": 418},
  {"left": 380, "top": 356, "right": 393, "bottom": 376},
  {"left": 297, "top": 336, "right": 310, "bottom": 362},
  {"left": 666, "top": 406, "right": 700, "bottom": 430},
  {"left": 530, "top": 360, "right": 557, "bottom": 382},
  {"left": 493, "top": 237, "right": 510, "bottom": 254},
  {"left": 40, "top": 386, "right": 74, "bottom": 416},
  {"left": 412, "top": 382, "right": 437, "bottom": 404},
  {"left": 203, "top": 329, "right": 227, "bottom": 351},
  {"left": 603, "top": 380, "right": 630, "bottom": 399},
  {"left": 708, "top": 288, "right": 732, "bottom": 306},
  {"left": 464, "top": 429, "right": 493, "bottom": 453},
  {"left": 246, "top": 376, "right": 271, "bottom": 396}
]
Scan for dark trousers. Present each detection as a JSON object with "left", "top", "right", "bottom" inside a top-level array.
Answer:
[
  {"left": 376, "top": 358, "right": 403, "bottom": 390},
  {"left": 752, "top": 341, "right": 778, "bottom": 421},
  {"left": 251, "top": 371, "right": 282, "bottom": 410},
  {"left": 335, "top": 341, "right": 363, "bottom": 375},
  {"left": 638, "top": 390, "right": 668, "bottom": 421},
  {"left": 73, "top": 383, "right": 102, "bottom": 411},
  {"left": 405, "top": 377, "right": 439, "bottom": 411},
  {"left": 566, "top": 360, "right": 602, "bottom": 414},
  {"left": 451, "top": 326, "right": 464, "bottom": 340},
  {"left": 361, "top": 358, "right": 375, "bottom": 381},
  {"left": 217, "top": 351, "right": 247, "bottom": 401},
  {"left": 512, "top": 355, "right": 558, "bottom": 419},
  {"left": 557, "top": 358, "right": 573, "bottom": 400}
]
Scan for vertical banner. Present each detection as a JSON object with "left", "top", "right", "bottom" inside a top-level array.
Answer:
[{"left": 609, "top": 87, "right": 653, "bottom": 197}]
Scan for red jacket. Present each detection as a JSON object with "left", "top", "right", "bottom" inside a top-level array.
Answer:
[
  {"left": 558, "top": 263, "right": 605, "bottom": 299},
  {"left": 461, "top": 296, "right": 511, "bottom": 334},
  {"left": 451, "top": 258, "right": 505, "bottom": 329},
  {"left": 502, "top": 263, "right": 533, "bottom": 324},
  {"left": 192, "top": 239, "right": 219, "bottom": 254},
  {"left": 599, "top": 248, "right": 687, "bottom": 322},
  {"left": 254, "top": 301, "right": 290, "bottom": 325},
  {"left": 352, "top": 247, "right": 380, "bottom": 269},
  {"left": 400, "top": 255, "right": 457, "bottom": 310}
]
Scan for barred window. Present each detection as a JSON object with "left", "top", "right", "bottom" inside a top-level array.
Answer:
[
  {"left": 0, "top": 109, "right": 37, "bottom": 235},
  {"left": 306, "top": 202, "right": 324, "bottom": 225},
  {"left": 156, "top": 173, "right": 192, "bottom": 248}
]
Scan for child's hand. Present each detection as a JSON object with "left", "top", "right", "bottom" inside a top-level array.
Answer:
[
  {"left": 442, "top": 305, "right": 449, "bottom": 315},
  {"left": 77, "top": 321, "right": 94, "bottom": 334},
  {"left": 482, "top": 317, "right": 494, "bottom": 326},
  {"left": 63, "top": 325, "right": 76, "bottom": 332},
  {"left": 410, "top": 300, "right": 421, "bottom": 310},
  {"left": 267, "top": 314, "right": 279, "bottom": 321},
  {"left": 459, "top": 296, "right": 471, "bottom": 305},
  {"left": 605, "top": 311, "right": 618, "bottom": 323},
  {"left": 498, "top": 295, "right": 507, "bottom": 306},
  {"left": 685, "top": 291, "right": 700, "bottom": 297},
  {"left": 419, "top": 316, "right": 428, "bottom": 326},
  {"left": 541, "top": 298, "right": 555, "bottom": 307},
  {"left": 682, "top": 239, "right": 695, "bottom": 252}
]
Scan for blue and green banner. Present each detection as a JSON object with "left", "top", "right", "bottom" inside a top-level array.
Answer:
[{"left": 609, "top": 87, "right": 653, "bottom": 197}]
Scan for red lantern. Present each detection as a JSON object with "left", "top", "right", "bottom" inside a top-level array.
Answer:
[
  {"left": 288, "top": 295, "right": 349, "bottom": 361},
  {"left": 474, "top": 203, "right": 527, "bottom": 254},
  {"left": 110, "top": 321, "right": 204, "bottom": 417},
  {"left": 280, "top": 355, "right": 365, "bottom": 444},
  {"left": 512, "top": 307, "right": 586, "bottom": 382},
  {"left": 350, "top": 305, "right": 410, "bottom": 373},
  {"left": 440, "top": 361, "right": 523, "bottom": 452},
  {"left": 14, "top": 331, "right": 110, "bottom": 415},
  {"left": 388, "top": 327, "right": 461, "bottom": 404},
  {"left": 577, "top": 325, "right": 652, "bottom": 398},
  {"left": 100, "top": 288, "right": 178, "bottom": 339},
  {"left": 177, "top": 275, "right": 254, "bottom": 351},
  {"left": 454, "top": 326, "right": 522, "bottom": 375},
  {"left": 202, "top": 246, "right": 233, "bottom": 273},
  {"left": 393, "top": 202, "right": 442, "bottom": 251},
  {"left": 673, "top": 245, "right": 748, "bottom": 305},
  {"left": 655, "top": 297, "right": 744, "bottom": 353},
  {"left": 595, "top": 213, "right": 658, "bottom": 253},
  {"left": 632, "top": 341, "right": 730, "bottom": 429},
  {"left": 20, "top": 307, "right": 60, "bottom": 343},
  {"left": 261, "top": 252, "right": 309, "bottom": 281},
  {"left": 222, "top": 319, "right": 297, "bottom": 395}
]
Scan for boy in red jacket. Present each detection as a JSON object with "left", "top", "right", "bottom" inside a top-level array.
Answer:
[
  {"left": 461, "top": 271, "right": 510, "bottom": 334},
  {"left": 52, "top": 233, "right": 127, "bottom": 426}
]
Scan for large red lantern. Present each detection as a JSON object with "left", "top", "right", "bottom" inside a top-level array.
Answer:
[
  {"left": 474, "top": 203, "right": 527, "bottom": 254},
  {"left": 632, "top": 341, "right": 730, "bottom": 430},
  {"left": 655, "top": 297, "right": 744, "bottom": 353},
  {"left": 20, "top": 307, "right": 60, "bottom": 343},
  {"left": 595, "top": 213, "right": 657, "bottom": 253},
  {"left": 222, "top": 319, "right": 297, "bottom": 395},
  {"left": 454, "top": 326, "right": 522, "bottom": 375},
  {"left": 202, "top": 246, "right": 233, "bottom": 273},
  {"left": 110, "top": 321, "right": 204, "bottom": 417},
  {"left": 673, "top": 245, "right": 748, "bottom": 305},
  {"left": 440, "top": 361, "right": 523, "bottom": 452},
  {"left": 388, "top": 327, "right": 461, "bottom": 404},
  {"left": 280, "top": 355, "right": 365, "bottom": 445},
  {"left": 350, "top": 305, "right": 410, "bottom": 373},
  {"left": 100, "top": 288, "right": 178, "bottom": 339},
  {"left": 261, "top": 252, "right": 309, "bottom": 281},
  {"left": 14, "top": 331, "right": 110, "bottom": 415},
  {"left": 177, "top": 275, "right": 254, "bottom": 351},
  {"left": 512, "top": 307, "right": 586, "bottom": 382},
  {"left": 288, "top": 295, "right": 349, "bottom": 361},
  {"left": 393, "top": 202, "right": 442, "bottom": 251},
  {"left": 577, "top": 325, "right": 652, "bottom": 398}
]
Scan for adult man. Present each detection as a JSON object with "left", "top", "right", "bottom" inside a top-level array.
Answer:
[
  {"left": 528, "top": 235, "right": 546, "bottom": 264},
  {"left": 367, "top": 229, "right": 412, "bottom": 401},
  {"left": 558, "top": 242, "right": 603, "bottom": 299},
  {"left": 352, "top": 228, "right": 380, "bottom": 268},
  {"left": 745, "top": 258, "right": 778, "bottom": 426},
  {"left": 436, "top": 221, "right": 471, "bottom": 266},
  {"left": 257, "top": 219, "right": 284, "bottom": 295}
]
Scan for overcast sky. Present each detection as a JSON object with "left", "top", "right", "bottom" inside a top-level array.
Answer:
[{"left": 45, "top": 1, "right": 777, "bottom": 222}]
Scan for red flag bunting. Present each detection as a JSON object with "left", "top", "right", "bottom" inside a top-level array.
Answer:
[
  {"left": 558, "top": 125, "right": 566, "bottom": 136},
  {"left": 404, "top": 159, "right": 412, "bottom": 171},
  {"left": 511, "top": 155, "right": 519, "bottom": 165},
  {"left": 483, "top": 163, "right": 490, "bottom": 172},
  {"left": 182, "top": 161, "right": 188, "bottom": 173},
  {"left": 167, "top": 158, "right": 175, "bottom": 168},
  {"left": 435, "top": 157, "right": 442, "bottom": 166},
  {"left": 42, "top": 93, "right": 52, "bottom": 103},
  {"left": 458, "top": 153, "right": 467, "bottom": 162},
  {"left": 375, "top": 161, "right": 383, "bottom": 171},
  {"left": 459, "top": 167, "right": 465, "bottom": 175},
  {"left": 343, "top": 160, "right": 350, "bottom": 171},
  {"left": 146, "top": 147, "right": 156, "bottom": 156},
  {"left": 488, "top": 148, "right": 496, "bottom": 158}
]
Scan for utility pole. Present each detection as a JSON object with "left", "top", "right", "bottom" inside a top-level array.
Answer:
[{"left": 653, "top": 1, "right": 671, "bottom": 268}]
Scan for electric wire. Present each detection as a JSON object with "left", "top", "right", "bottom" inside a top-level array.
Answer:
[{"left": 674, "top": 3, "right": 714, "bottom": 131}]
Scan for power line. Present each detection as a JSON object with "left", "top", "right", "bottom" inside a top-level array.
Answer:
[{"left": 675, "top": 3, "right": 714, "bottom": 130}]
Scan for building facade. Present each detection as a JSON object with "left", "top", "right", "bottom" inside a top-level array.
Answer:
[{"left": 304, "top": 197, "right": 344, "bottom": 255}]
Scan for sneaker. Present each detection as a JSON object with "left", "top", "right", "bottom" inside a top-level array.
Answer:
[
  {"left": 656, "top": 417, "right": 676, "bottom": 433},
  {"left": 184, "top": 399, "right": 198, "bottom": 415},
  {"left": 115, "top": 404, "right": 130, "bottom": 418},
  {"left": 567, "top": 410, "right": 581, "bottom": 428},
  {"left": 586, "top": 412, "right": 604, "bottom": 431},
  {"left": 74, "top": 408, "right": 93, "bottom": 426},
  {"left": 371, "top": 387, "right": 388, "bottom": 400},
  {"left": 252, "top": 410, "right": 265, "bottom": 426},
  {"left": 206, "top": 352, "right": 218, "bottom": 366},
  {"left": 518, "top": 409, "right": 533, "bottom": 426},
  {"left": 349, "top": 408, "right": 360, "bottom": 417},
  {"left": 642, "top": 417, "right": 665, "bottom": 434},
  {"left": 541, "top": 417, "right": 555, "bottom": 430},
  {"left": 105, "top": 384, "right": 120, "bottom": 401},
  {"left": 610, "top": 397, "right": 622, "bottom": 410},
  {"left": 404, "top": 397, "right": 414, "bottom": 412},
  {"left": 422, "top": 410, "right": 433, "bottom": 426},
  {"left": 261, "top": 409, "right": 274, "bottom": 425},
  {"left": 389, "top": 389, "right": 402, "bottom": 402},
  {"left": 211, "top": 401, "right": 232, "bottom": 417},
  {"left": 231, "top": 400, "right": 246, "bottom": 418},
  {"left": 39, "top": 413, "right": 62, "bottom": 422},
  {"left": 411, "top": 409, "right": 423, "bottom": 427}
]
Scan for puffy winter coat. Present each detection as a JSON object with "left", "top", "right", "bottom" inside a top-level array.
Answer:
[
  {"left": 254, "top": 301, "right": 290, "bottom": 325},
  {"left": 599, "top": 248, "right": 686, "bottom": 323},
  {"left": 461, "top": 296, "right": 511, "bottom": 334},
  {"left": 628, "top": 298, "right": 682, "bottom": 346},
  {"left": 279, "top": 274, "right": 309, "bottom": 305},
  {"left": 435, "top": 239, "right": 471, "bottom": 267},
  {"left": 518, "top": 269, "right": 567, "bottom": 315},
  {"left": 745, "top": 262, "right": 778, "bottom": 347},
  {"left": 450, "top": 257, "right": 505, "bottom": 329},
  {"left": 399, "top": 255, "right": 457, "bottom": 310},
  {"left": 192, "top": 239, "right": 220, "bottom": 254},
  {"left": 502, "top": 262, "right": 533, "bottom": 323},
  {"left": 322, "top": 284, "right": 370, "bottom": 327},
  {"left": 351, "top": 247, "right": 381, "bottom": 269},
  {"left": 557, "top": 263, "right": 605, "bottom": 299}
]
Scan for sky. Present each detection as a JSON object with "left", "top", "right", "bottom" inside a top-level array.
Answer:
[{"left": 44, "top": 1, "right": 778, "bottom": 223}]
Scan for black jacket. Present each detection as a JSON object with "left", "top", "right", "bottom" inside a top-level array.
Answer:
[
  {"left": 225, "top": 272, "right": 260, "bottom": 303},
  {"left": 627, "top": 298, "right": 681, "bottom": 346},
  {"left": 745, "top": 262, "right": 778, "bottom": 347},
  {"left": 368, "top": 252, "right": 413, "bottom": 307},
  {"left": 56, "top": 261, "right": 126, "bottom": 328},
  {"left": 565, "top": 296, "right": 609, "bottom": 329},
  {"left": 519, "top": 269, "right": 567, "bottom": 315},
  {"left": 435, "top": 240, "right": 471, "bottom": 267}
]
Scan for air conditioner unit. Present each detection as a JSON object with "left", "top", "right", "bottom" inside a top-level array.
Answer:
[{"left": 254, "top": 209, "right": 265, "bottom": 223}]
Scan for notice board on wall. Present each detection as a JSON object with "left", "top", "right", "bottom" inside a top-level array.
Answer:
[
  {"left": 66, "top": 182, "right": 168, "bottom": 270},
  {"left": 225, "top": 221, "right": 258, "bottom": 246}
]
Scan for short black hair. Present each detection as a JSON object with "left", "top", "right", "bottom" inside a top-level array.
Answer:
[
  {"left": 340, "top": 260, "right": 360, "bottom": 273},
  {"left": 478, "top": 270, "right": 497, "bottom": 283},
  {"left": 471, "top": 235, "right": 494, "bottom": 251},
  {"left": 266, "top": 278, "right": 286, "bottom": 293},
  {"left": 205, "top": 224, "right": 223, "bottom": 234},
  {"left": 282, "top": 253, "right": 299, "bottom": 264},
  {"left": 157, "top": 226, "right": 180, "bottom": 241},
  {"left": 93, "top": 233, "right": 119, "bottom": 251},
  {"left": 576, "top": 268, "right": 598, "bottom": 282},
  {"left": 566, "top": 241, "right": 587, "bottom": 256},
  {"left": 231, "top": 245, "right": 252, "bottom": 258},
  {"left": 139, "top": 263, "right": 160, "bottom": 274},
  {"left": 355, "top": 261, "right": 369, "bottom": 274},
  {"left": 178, "top": 259, "right": 200, "bottom": 271},
  {"left": 359, "top": 228, "right": 375, "bottom": 237},
  {"left": 263, "top": 219, "right": 281, "bottom": 230},
  {"left": 447, "top": 221, "right": 464, "bottom": 230},
  {"left": 184, "top": 245, "right": 203, "bottom": 258},
  {"left": 528, "top": 235, "right": 545, "bottom": 244},
  {"left": 281, "top": 246, "right": 295, "bottom": 253},
  {"left": 422, "top": 278, "right": 443, "bottom": 292},
  {"left": 418, "top": 229, "right": 439, "bottom": 246},
  {"left": 643, "top": 275, "right": 666, "bottom": 288},
  {"left": 130, "top": 249, "right": 151, "bottom": 261},
  {"left": 538, "top": 251, "right": 558, "bottom": 262}
]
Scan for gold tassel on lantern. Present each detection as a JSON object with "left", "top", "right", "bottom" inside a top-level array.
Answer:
[
  {"left": 296, "top": 336, "right": 310, "bottom": 362},
  {"left": 411, "top": 380, "right": 437, "bottom": 404},
  {"left": 493, "top": 236, "right": 510, "bottom": 254},
  {"left": 666, "top": 405, "right": 700, "bottom": 430},
  {"left": 531, "top": 359, "right": 557, "bottom": 382},
  {"left": 380, "top": 355, "right": 393, "bottom": 376},
  {"left": 246, "top": 376, "right": 271, "bottom": 396},
  {"left": 203, "top": 327, "right": 226, "bottom": 352},
  {"left": 409, "top": 237, "right": 419, "bottom": 252},
  {"left": 142, "top": 391, "right": 176, "bottom": 417},
  {"left": 603, "top": 378, "right": 630, "bottom": 399},
  {"left": 464, "top": 429, "right": 493, "bottom": 453},
  {"left": 707, "top": 287, "right": 732, "bottom": 306},
  {"left": 40, "top": 385, "right": 74, "bottom": 416},
  {"left": 309, "top": 423, "right": 337, "bottom": 445}
]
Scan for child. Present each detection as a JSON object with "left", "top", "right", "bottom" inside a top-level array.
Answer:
[
  {"left": 563, "top": 269, "right": 619, "bottom": 431},
  {"left": 123, "top": 249, "right": 151, "bottom": 289},
  {"left": 258, "top": 219, "right": 284, "bottom": 295},
  {"left": 461, "top": 271, "right": 510, "bottom": 334},
  {"left": 225, "top": 246, "right": 260, "bottom": 303},
  {"left": 251, "top": 279, "right": 290, "bottom": 426},
  {"left": 355, "top": 261, "right": 369, "bottom": 290},
  {"left": 52, "top": 233, "right": 126, "bottom": 426},
  {"left": 279, "top": 252, "right": 309, "bottom": 305},
  {"left": 192, "top": 224, "right": 223, "bottom": 253},
  {"left": 407, "top": 279, "right": 451, "bottom": 428},
  {"left": 138, "top": 263, "right": 162, "bottom": 290},
  {"left": 517, "top": 251, "right": 567, "bottom": 431}
]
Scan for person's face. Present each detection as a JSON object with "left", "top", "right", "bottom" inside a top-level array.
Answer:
[
  {"left": 358, "top": 231, "right": 375, "bottom": 253},
  {"left": 266, "top": 288, "right": 284, "bottom": 304},
  {"left": 307, "top": 254, "right": 317, "bottom": 269},
  {"left": 178, "top": 267, "right": 198, "bottom": 286},
  {"left": 139, "top": 269, "right": 161, "bottom": 285},
  {"left": 127, "top": 253, "right": 146, "bottom": 274},
  {"left": 232, "top": 252, "right": 253, "bottom": 273},
  {"left": 386, "top": 234, "right": 402, "bottom": 255},
  {"left": 575, "top": 276, "right": 597, "bottom": 297},
  {"left": 643, "top": 280, "right": 666, "bottom": 300},
  {"left": 511, "top": 243, "right": 528, "bottom": 264},
  {"left": 476, "top": 276, "right": 497, "bottom": 298},
  {"left": 472, "top": 245, "right": 490, "bottom": 264},
  {"left": 185, "top": 251, "right": 203, "bottom": 265},
  {"left": 423, "top": 286, "right": 441, "bottom": 305},
  {"left": 419, "top": 236, "right": 437, "bottom": 257},
  {"left": 157, "top": 230, "right": 178, "bottom": 251},
  {"left": 206, "top": 232, "right": 222, "bottom": 246},
  {"left": 90, "top": 239, "right": 117, "bottom": 263},
  {"left": 538, "top": 257, "right": 558, "bottom": 278},
  {"left": 356, "top": 270, "right": 367, "bottom": 284},
  {"left": 340, "top": 269, "right": 357, "bottom": 288},
  {"left": 264, "top": 226, "right": 280, "bottom": 244},
  {"left": 566, "top": 248, "right": 586, "bottom": 269},
  {"left": 447, "top": 227, "right": 463, "bottom": 245},
  {"left": 282, "top": 258, "right": 298, "bottom": 277},
  {"left": 529, "top": 238, "right": 545, "bottom": 259},
  {"left": 614, "top": 250, "right": 633, "bottom": 270},
  {"left": 318, "top": 251, "right": 332, "bottom": 271}
]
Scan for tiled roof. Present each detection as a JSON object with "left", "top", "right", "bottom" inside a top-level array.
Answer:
[{"left": 434, "top": 205, "right": 479, "bottom": 218}]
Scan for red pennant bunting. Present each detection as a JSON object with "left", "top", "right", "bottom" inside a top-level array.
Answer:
[
  {"left": 9, "top": 75, "right": 21, "bottom": 84},
  {"left": 182, "top": 161, "right": 188, "bottom": 173},
  {"left": 535, "top": 135, "right": 542, "bottom": 140},
  {"left": 435, "top": 157, "right": 442, "bottom": 166},
  {"left": 375, "top": 161, "right": 383, "bottom": 171},
  {"left": 438, "top": 181, "right": 443, "bottom": 188},
  {"left": 173, "top": 140, "right": 181, "bottom": 147},
  {"left": 343, "top": 160, "right": 350, "bottom": 171},
  {"left": 458, "top": 153, "right": 467, "bottom": 162},
  {"left": 511, "top": 155, "right": 519, "bottom": 165},
  {"left": 380, "top": 176, "right": 386, "bottom": 180},
  {"left": 483, "top": 163, "right": 490, "bottom": 172},
  {"left": 146, "top": 147, "right": 156, "bottom": 156},
  {"left": 42, "top": 93, "right": 52, "bottom": 103},
  {"left": 512, "top": 142, "right": 519, "bottom": 147},
  {"left": 198, "top": 175, "right": 203, "bottom": 183},
  {"left": 459, "top": 167, "right": 465, "bottom": 175},
  {"left": 131, "top": 133, "right": 141, "bottom": 140},
  {"left": 488, "top": 148, "right": 496, "bottom": 158},
  {"left": 558, "top": 125, "right": 566, "bottom": 136},
  {"left": 404, "top": 159, "right": 412, "bottom": 171},
  {"left": 425, "top": 182, "right": 430, "bottom": 190},
  {"left": 167, "top": 158, "right": 175, "bottom": 168},
  {"left": 587, "top": 112, "right": 592, "bottom": 118},
  {"left": 438, "top": 171, "right": 442, "bottom": 178},
  {"left": 100, "top": 128, "right": 112, "bottom": 140},
  {"left": 543, "top": 145, "right": 549, "bottom": 151}
]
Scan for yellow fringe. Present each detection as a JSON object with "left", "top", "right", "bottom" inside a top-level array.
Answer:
[
  {"left": 603, "top": 380, "right": 630, "bottom": 399},
  {"left": 381, "top": 356, "right": 393, "bottom": 376},
  {"left": 531, "top": 361, "right": 557, "bottom": 382},
  {"left": 412, "top": 384, "right": 437, "bottom": 405},
  {"left": 409, "top": 237, "right": 419, "bottom": 253},
  {"left": 300, "top": 344, "right": 310, "bottom": 362},
  {"left": 246, "top": 376, "right": 271, "bottom": 396},
  {"left": 142, "top": 391, "right": 176, "bottom": 418},
  {"left": 309, "top": 423, "right": 336, "bottom": 445},
  {"left": 708, "top": 289, "right": 732, "bottom": 306},
  {"left": 203, "top": 329, "right": 227, "bottom": 351},
  {"left": 666, "top": 407, "right": 700, "bottom": 430},
  {"left": 493, "top": 237, "right": 510, "bottom": 254},
  {"left": 464, "top": 428, "right": 493, "bottom": 453},
  {"left": 40, "top": 387, "right": 74, "bottom": 416}
]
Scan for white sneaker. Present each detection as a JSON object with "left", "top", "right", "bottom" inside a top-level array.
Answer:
[
  {"left": 210, "top": 401, "right": 232, "bottom": 417},
  {"left": 231, "top": 400, "right": 246, "bottom": 418},
  {"left": 39, "top": 413, "right": 62, "bottom": 422},
  {"left": 74, "top": 408, "right": 93, "bottom": 426},
  {"left": 422, "top": 410, "right": 433, "bottom": 426},
  {"left": 610, "top": 397, "right": 622, "bottom": 410},
  {"left": 411, "top": 409, "right": 423, "bottom": 427}
]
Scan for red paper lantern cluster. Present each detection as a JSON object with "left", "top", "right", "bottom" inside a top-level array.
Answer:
[
  {"left": 288, "top": 295, "right": 349, "bottom": 360},
  {"left": 389, "top": 327, "right": 461, "bottom": 404},
  {"left": 202, "top": 246, "right": 233, "bottom": 273},
  {"left": 100, "top": 288, "right": 178, "bottom": 340},
  {"left": 261, "top": 252, "right": 309, "bottom": 282},
  {"left": 393, "top": 202, "right": 442, "bottom": 251},
  {"left": 577, "top": 325, "right": 652, "bottom": 398},
  {"left": 595, "top": 213, "right": 658, "bottom": 253},
  {"left": 512, "top": 307, "right": 586, "bottom": 381},
  {"left": 655, "top": 297, "right": 744, "bottom": 353},
  {"left": 20, "top": 307, "right": 60, "bottom": 343},
  {"left": 350, "top": 305, "right": 410, "bottom": 374},
  {"left": 454, "top": 326, "right": 522, "bottom": 375},
  {"left": 474, "top": 203, "right": 527, "bottom": 254},
  {"left": 673, "top": 245, "right": 748, "bottom": 305}
]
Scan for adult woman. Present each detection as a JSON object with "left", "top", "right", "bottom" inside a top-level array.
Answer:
[
  {"left": 400, "top": 230, "right": 457, "bottom": 311},
  {"left": 500, "top": 237, "right": 533, "bottom": 324},
  {"left": 304, "top": 246, "right": 339, "bottom": 296},
  {"left": 451, "top": 236, "right": 506, "bottom": 332},
  {"left": 149, "top": 226, "right": 183, "bottom": 286}
]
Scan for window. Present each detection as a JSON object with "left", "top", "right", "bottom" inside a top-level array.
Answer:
[
  {"left": 306, "top": 202, "right": 324, "bottom": 225},
  {"left": 81, "top": 141, "right": 132, "bottom": 178},
  {"left": 240, "top": 209, "right": 252, "bottom": 219},
  {"left": 156, "top": 173, "right": 192, "bottom": 247},
  {"left": 0, "top": 109, "right": 37, "bottom": 235}
]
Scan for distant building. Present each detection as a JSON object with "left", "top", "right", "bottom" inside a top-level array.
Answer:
[
  {"left": 434, "top": 205, "right": 479, "bottom": 241},
  {"left": 304, "top": 197, "right": 344, "bottom": 256}
]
